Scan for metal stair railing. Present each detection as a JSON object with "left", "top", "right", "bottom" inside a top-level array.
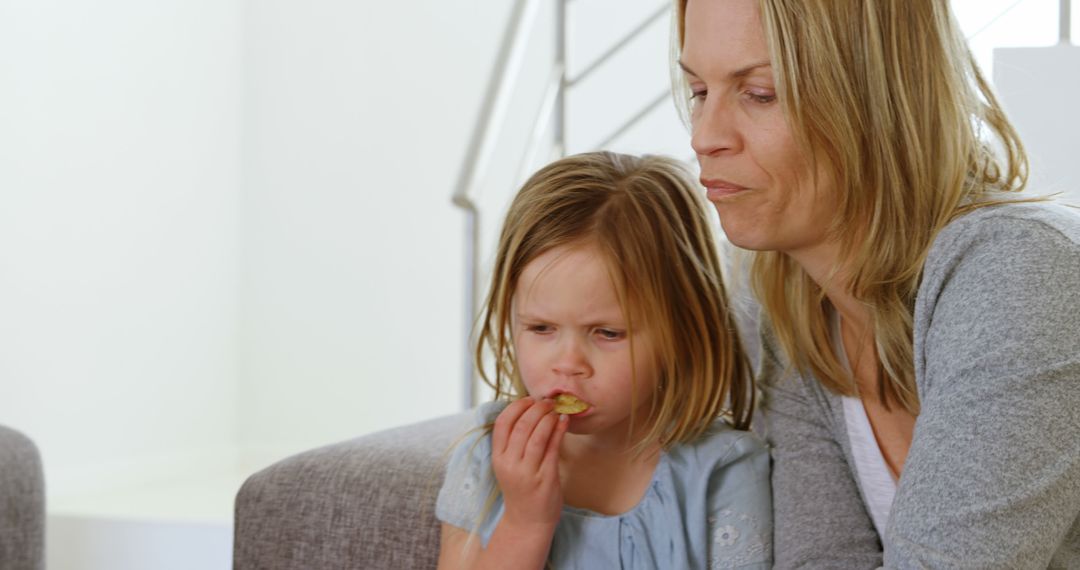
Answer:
[
  {"left": 450, "top": 0, "right": 546, "bottom": 409},
  {"left": 1061, "top": 0, "right": 1072, "bottom": 44}
]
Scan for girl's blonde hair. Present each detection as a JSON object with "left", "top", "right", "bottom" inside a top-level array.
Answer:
[
  {"left": 673, "top": 0, "right": 1032, "bottom": 413},
  {"left": 476, "top": 151, "right": 754, "bottom": 445}
]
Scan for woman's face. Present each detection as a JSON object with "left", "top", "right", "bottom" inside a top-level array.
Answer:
[{"left": 682, "top": 0, "right": 836, "bottom": 257}]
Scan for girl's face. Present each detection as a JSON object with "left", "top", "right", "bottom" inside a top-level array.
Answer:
[
  {"left": 512, "top": 244, "right": 660, "bottom": 444},
  {"left": 682, "top": 0, "right": 837, "bottom": 258}
]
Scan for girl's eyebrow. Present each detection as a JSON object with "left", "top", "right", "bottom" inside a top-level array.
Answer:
[
  {"left": 678, "top": 60, "right": 772, "bottom": 80},
  {"left": 514, "top": 314, "right": 626, "bottom": 328}
]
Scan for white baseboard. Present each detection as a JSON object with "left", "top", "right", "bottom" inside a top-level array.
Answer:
[{"left": 47, "top": 514, "right": 232, "bottom": 570}]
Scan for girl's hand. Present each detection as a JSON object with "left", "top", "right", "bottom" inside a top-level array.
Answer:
[{"left": 491, "top": 397, "right": 569, "bottom": 531}]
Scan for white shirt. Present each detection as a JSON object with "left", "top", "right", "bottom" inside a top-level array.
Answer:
[{"left": 832, "top": 312, "right": 897, "bottom": 537}]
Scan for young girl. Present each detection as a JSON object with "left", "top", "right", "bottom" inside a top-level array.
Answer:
[{"left": 435, "top": 151, "right": 771, "bottom": 569}]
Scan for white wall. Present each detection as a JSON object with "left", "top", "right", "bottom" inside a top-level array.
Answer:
[
  {"left": 1, "top": 1, "right": 517, "bottom": 565},
  {"left": 566, "top": 0, "right": 685, "bottom": 156},
  {"left": 995, "top": 44, "right": 1080, "bottom": 204},
  {"left": 48, "top": 517, "right": 231, "bottom": 570},
  {"left": 955, "top": 0, "right": 1060, "bottom": 76},
  {"left": 953, "top": 0, "right": 1080, "bottom": 204},
  {"left": 0, "top": 0, "right": 524, "bottom": 495},
  {"left": 0, "top": 0, "right": 242, "bottom": 499},
  {"left": 237, "top": 0, "right": 514, "bottom": 470}
]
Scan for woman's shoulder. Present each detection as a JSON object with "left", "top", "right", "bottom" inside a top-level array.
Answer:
[
  {"left": 923, "top": 201, "right": 1080, "bottom": 289},
  {"left": 932, "top": 201, "right": 1080, "bottom": 257},
  {"left": 915, "top": 199, "right": 1080, "bottom": 390},
  {"left": 921, "top": 200, "right": 1080, "bottom": 299}
]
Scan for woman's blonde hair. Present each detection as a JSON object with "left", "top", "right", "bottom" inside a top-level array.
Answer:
[
  {"left": 476, "top": 151, "right": 754, "bottom": 447},
  {"left": 673, "top": 0, "right": 1032, "bottom": 413}
]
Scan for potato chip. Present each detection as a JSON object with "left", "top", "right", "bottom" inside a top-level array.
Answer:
[{"left": 553, "top": 393, "right": 590, "bottom": 414}]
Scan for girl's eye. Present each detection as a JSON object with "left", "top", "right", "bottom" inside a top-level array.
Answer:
[
  {"left": 527, "top": 324, "right": 552, "bottom": 334},
  {"left": 595, "top": 328, "right": 626, "bottom": 341}
]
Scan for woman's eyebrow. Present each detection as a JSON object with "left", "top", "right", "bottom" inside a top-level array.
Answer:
[
  {"left": 678, "top": 60, "right": 701, "bottom": 77},
  {"left": 678, "top": 60, "right": 772, "bottom": 80}
]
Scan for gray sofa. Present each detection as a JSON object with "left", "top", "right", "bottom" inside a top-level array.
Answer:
[
  {"left": 0, "top": 424, "right": 45, "bottom": 570},
  {"left": 234, "top": 411, "right": 472, "bottom": 569}
]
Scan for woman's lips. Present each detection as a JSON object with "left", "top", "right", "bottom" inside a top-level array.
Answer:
[{"left": 701, "top": 177, "right": 748, "bottom": 200}]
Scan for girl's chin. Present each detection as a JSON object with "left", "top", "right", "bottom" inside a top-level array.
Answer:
[
  {"left": 565, "top": 406, "right": 593, "bottom": 419},
  {"left": 564, "top": 412, "right": 597, "bottom": 432}
]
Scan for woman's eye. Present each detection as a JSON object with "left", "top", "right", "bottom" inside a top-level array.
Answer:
[
  {"left": 686, "top": 80, "right": 707, "bottom": 101},
  {"left": 744, "top": 90, "right": 776, "bottom": 104}
]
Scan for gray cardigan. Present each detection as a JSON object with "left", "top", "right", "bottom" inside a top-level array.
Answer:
[{"left": 755, "top": 202, "right": 1080, "bottom": 569}]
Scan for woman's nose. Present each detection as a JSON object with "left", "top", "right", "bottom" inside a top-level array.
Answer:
[{"left": 690, "top": 99, "right": 741, "bottom": 157}]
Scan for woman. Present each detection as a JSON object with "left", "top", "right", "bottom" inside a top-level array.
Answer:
[{"left": 673, "top": 0, "right": 1080, "bottom": 567}]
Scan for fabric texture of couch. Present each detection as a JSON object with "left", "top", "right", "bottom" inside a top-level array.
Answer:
[
  {"left": 234, "top": 411, "right": 472, "bottom": 569},
  {"left": 0, "top": 424, "right": 45, "bottom": 570}
]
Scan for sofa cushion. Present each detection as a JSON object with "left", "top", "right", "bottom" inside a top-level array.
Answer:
[
  {"left": 0, "top": 425, "right": 45, "bottom": 570},
  {"left": 234, "top": 412, "right": 471, "bottom": 569}
]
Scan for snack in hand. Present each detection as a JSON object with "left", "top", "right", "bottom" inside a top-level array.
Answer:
[{"left": 553, "top": 393, "right": 590, "bottom": 414}]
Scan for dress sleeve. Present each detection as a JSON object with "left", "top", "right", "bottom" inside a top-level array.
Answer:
[
  {"left": 885, "top": 213, "right": 1080, "bottom": 568},
  {"left": 435, "top": 402, "right": 504, "bottom": 542},
  {"left": 759, "top": 332, "right": 885, "bottom": 569},
  {"left": 704, "top": 431, "right": 772, "bottom": 569}
]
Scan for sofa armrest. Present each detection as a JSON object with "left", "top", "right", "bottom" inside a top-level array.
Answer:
[
  {"left": 234, "top": 412, "right": 472, "bottom": 569},
  {"left": 0, "top": 425, "right": 45, "bottom": 570}
]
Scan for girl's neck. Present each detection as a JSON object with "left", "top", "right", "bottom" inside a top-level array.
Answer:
[
  {"left": 559, "top": 436, "right": 662, "bottom": 516},
  {"left": 561, "top": 431, "right": 662, "bottom": 460},
  {"left": 562, "top": 403, "right": 662, "bottom": 455}
]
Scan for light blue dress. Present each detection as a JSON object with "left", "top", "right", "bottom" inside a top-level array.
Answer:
[{"left": 436, "top": 401, "right": 772, "bottom": 569}]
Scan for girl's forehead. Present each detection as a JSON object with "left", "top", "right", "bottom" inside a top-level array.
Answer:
[
  {"left": 512, "top": 245, "right": 628, "bottom": 320},
  {"left": 516, "top": 242, "right": 611, "bottom": 287}
]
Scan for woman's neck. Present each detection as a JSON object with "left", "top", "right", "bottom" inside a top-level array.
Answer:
[
  {"left": 786, "top": 240, "right": 870, "bottom": 333},
  {"left": 788, "top": 241, "right": 916, "bottom": 477},
  {"left": 787, "top": 240, "right": 875, "bottom": 380}
]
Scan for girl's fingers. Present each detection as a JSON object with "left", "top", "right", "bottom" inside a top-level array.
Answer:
[
  {"left": 492, "top": 398, "right": 534, "bottom": 456},
  {"left": 522, "top": 412, "right": 559, "bottom": 470},
  {"left": 540, "top": 414, "right": 568, "bottom": 473},
  {"left": 504, "top": 398, "right": 553, "bottom": 459}
]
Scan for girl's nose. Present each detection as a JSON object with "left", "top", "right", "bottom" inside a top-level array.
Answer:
[
  {"left": 690, "top": 99, "right": 741, "bottom": 157},
  {"left": 552, "top": 337, "right": 591, "bottom": 379}
]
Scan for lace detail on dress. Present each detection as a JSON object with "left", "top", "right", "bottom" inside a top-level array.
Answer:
[{"left": 709, "top": 508, "right": 771, "bottom": 568}]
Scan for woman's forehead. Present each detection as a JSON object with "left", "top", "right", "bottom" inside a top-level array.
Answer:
[{"left": 681, "top": 0, "right": 770, "bottom": 78}]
